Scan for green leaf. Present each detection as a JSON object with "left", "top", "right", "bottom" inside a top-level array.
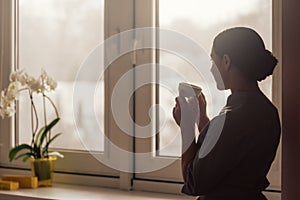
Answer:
[
  {"left": 35, "top": 117, "right": 60, "bottom": 149},
  {"left": 42, "top": 133, "right": 62, "bottom": 155},
  {"left": 33, "top": 143, "right": 41, "bottom": 159},
  {"left": 22, "top": 155, "right": 31, "bottom": 162},
  {"left": 35, "top": 126, "right": 46, "bottom": 148},
  {"left": 14, "top": 152, "right": 35, "bottom": 162},
  {"left": 9, "top": 144, "right": 32, "bottom": 162}
]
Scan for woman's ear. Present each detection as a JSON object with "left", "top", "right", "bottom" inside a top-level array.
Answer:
[{"left": 222, "top": 54, "right": 231, "bottom": 71}]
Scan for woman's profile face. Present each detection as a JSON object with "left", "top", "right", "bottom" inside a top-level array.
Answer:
[{"left": 210, "top": 49, "right": 227, "bottom": 90}]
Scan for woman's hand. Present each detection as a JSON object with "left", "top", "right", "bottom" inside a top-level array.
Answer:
[
  {"left": 172, "top": 97, "right": 181, "bottom": 126},
  {"left": 173, "top": 96, "right": 199, "bottom": 132},
  {"left": 172, "top": 93, "right": 210, "bottom": 169},
  {"left": 173, "top": 96, "right": 199, "bottom": 155},
  {"left": 172, "top": 92, "right": 210, "bottom": 132},
  {"left": 197, "top": 92, "right": 210, "bottom": 131}
]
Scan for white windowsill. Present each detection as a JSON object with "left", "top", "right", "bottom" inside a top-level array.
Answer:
[
  {"left": 0, "top": 183, "right": 281, "bottom": 200},
  {"left": 0, "top": 183, "right": 192, "bottom": 200},
  {"left": 0, "top": 168, "right": 280, "bottom": 200}
]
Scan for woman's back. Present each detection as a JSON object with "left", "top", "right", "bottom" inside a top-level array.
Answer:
[{"left": 183, "top": 91, "right": 281, "bottom": 200}]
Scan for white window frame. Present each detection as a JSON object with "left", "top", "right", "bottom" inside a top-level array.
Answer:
[
  {"left": 0, "top": 0, "right": 282, "bottom": 194},
  {"left": 133, "top": 0, "right": 282, "bottom": 194},
  {"left": 0, "top": 0, "right": 137, "bottom": 188}
]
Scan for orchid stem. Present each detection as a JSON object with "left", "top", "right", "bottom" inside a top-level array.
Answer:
[
  {"left": 44, "top": 94, "right": 59, "bottom": 145},
  {"left": 42, "top": 94, "right": 48, "bottom": 138},
  {"left": 29, "top": 92, "right": 39, "bottom": 152},
  {"left": 44, "top": 94, "right": 59, "bottom": 119}
]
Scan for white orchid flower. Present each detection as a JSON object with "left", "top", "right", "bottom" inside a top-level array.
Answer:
[
  {"left": 9, "top": 69, "right": 24, "bottom": 82},
  {"left": 4, "top": 106, "right": 15, "bottom": 118},
  {"left": 19, "top": 72, "right": 29, "bottom": 86},
  {"left": 0, "top": 95, "right": 15, "bottom": 119},
  {"left": 6, "top": 82, "right": 20, "bottom": 101},
  {"left": 8, "top": 82, "right": 20, "bottom": 91},
  {"left": 46, "top": 77, "right": 57, "bottom": 91},
  {"left": 38, "top": 69, "right": 57, "bottom": 92},
  {"left": 0, "top": 90, "right": 6, "bottom": 102},
  {"left": 0, "top": 94, "right": 6, "bottom": 117},
  {"left": 27, "top": 76, "right": 43, "bottom": 93},
  {"left": 6, "top": 91, "right": 18, "bottom": 102},
  {"left": 0, "top": 90, "right": 14, "bottom": 108},
  {"left": 40, "top": 69, "right": 48, "bottom": 81}
]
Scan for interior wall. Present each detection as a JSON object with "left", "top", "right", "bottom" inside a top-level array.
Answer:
[{"left": 282, "top": 0, "right": 300, "bottom": 199}]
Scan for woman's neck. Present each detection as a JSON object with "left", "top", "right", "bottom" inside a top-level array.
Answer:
[
  {"left": 228, "top": 67, "right": 261, "bottom": 93},
  {"left": 230, "top": 80, "right": 260, "bottom": 93}
]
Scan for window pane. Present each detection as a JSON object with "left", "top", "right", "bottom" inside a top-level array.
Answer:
[
  {"left": 158, "top": 0, "right": 272, "bottom": 156},
  {"left": 18, "top": 0, "right": 104, "bottom": 151}
]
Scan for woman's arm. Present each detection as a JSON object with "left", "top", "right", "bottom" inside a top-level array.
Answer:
[{"left": 173, "top": 93, "right": 210, "bottom": 180}]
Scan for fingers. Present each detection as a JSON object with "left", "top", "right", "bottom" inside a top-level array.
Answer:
[
  {"left": 199, "top": 92, "right": 207, "bottom": 104},
  {"left": 172, "top": 105, "right": 178, "bottom": 116},
  {"left": 176, "top": 96, "right": 187, "bottom": 108},
  {"left": 173, "top": 98, "right": 181, "bottom": 126},
  {"left": 198, "top": 92, "right": 207, "bottom": 108},
  {"left": 175, "top": 97, "right": 180, "bottom": 108}
]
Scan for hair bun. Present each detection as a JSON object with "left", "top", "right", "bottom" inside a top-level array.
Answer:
[{"left": 255, "top": 50, "right": 278, "bottom": 81}]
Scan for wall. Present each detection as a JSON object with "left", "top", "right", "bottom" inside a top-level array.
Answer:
[{"left": 282, "top": 0, "right": 300, "bottom": 199}]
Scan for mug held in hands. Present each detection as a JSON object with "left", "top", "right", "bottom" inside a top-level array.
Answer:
[{"left": 178, "top": 82, "right": 202, "bottom": 98}]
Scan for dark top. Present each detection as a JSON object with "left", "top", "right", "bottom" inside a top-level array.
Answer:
[{"left": 182, "top": 91, "right": 281, "bottom": 200}]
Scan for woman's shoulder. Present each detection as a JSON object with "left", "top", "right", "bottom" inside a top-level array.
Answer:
[
  {"left": 216, "top": 92, "right": 278, "bottom": 129},
  {"left": 227, "top": 91, "right": 278, "bottom": 116}
]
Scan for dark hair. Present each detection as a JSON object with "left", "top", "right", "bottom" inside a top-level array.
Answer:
[{"left": 213, "top": 27, "right": 278, "bottom": 82}]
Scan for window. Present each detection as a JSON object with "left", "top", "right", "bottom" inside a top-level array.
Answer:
[
  {"left": 0, "top": 0, "right": 281, "bottom": 194},
  {"left": 134, "top": 0, "right": 280, "bottom": 192},
  {"left": 158, "top": 0, "right": 272, "bottom": 157},
  {"left": 1, "top": 0, "right": 118, "bottom": 179},
  {"left": 18, "top": 0, "right": 105, "bottom": 151}
]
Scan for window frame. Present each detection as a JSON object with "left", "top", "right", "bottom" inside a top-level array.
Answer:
[
  {"left": 0, "top": 0, "right": 123, "bottom": 186},
  {"left": 133, "top": 0, "right": 282, "bottom": 193},
  {"left": 0, "top": 0, "right": 282, "bottom": 193}
]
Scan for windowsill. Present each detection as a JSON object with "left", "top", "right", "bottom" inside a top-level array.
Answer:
[
  {"left": 0, "top": 183, "right": 192, "bottom": 200},
  {"left": 0, "top": 183, "right": 281, "bottom": 200},
  {"left": 0, "top": 168, "right": 280, "bottom": 200}
]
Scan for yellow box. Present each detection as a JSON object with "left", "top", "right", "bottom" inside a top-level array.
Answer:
[
  {"left": 2, "top": 175, "right": 38, "bottom": 188},
  {"left": 0, "top": 180, "right": 19, "bottom": 190}
]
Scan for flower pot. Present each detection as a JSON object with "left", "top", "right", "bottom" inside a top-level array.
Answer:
[{"left": 30, "top": 156, "right": 56, "bottom": 187}]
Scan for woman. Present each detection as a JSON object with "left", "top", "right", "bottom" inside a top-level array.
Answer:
[{"left": 173, "top": 27, "right": 281, "bottom": 200}]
